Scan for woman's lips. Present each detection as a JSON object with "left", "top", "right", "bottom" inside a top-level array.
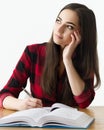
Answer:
[{"left": 55, "top": 33, "right": 63, "bottom": 39}]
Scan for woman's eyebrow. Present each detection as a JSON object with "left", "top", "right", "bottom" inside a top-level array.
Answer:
[
  {"left": 57, "top": 16, "right": 61, "bottom": 20},
  {"left": 66, "top": 21, "right": 77, "bottom": 27},
  {"left": 57, "top": 16, "right": 76, "bottom": 27}
]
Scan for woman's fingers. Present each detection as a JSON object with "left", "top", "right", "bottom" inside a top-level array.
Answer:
[{"left": 26, "top": 98, "right": 43, "bottom": 108}]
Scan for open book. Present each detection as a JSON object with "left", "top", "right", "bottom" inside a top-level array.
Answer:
[{"left": 0, "top": 103, "right": 94, "bottom": 128}]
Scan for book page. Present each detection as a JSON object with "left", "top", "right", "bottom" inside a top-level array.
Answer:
[
  {"left": 50, "top": 103, "right": 77, "bottom": 111},
  {"left": 43, "top": 107, "right": 80, "bottom": 121},
  {"left": 38, "top": 107, "right": 94, "bottom": 128},
  {"left": 0, "top": 107, "right": 50, "bottom": 126}
]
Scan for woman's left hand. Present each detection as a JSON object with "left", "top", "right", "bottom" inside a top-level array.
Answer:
[{"left": 63, "top": 31, "right": 81, "bottom": 62}]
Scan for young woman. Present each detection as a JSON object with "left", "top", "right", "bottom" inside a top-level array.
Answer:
[{"left": 0, "top": 3, "right": 101, "bottom": 110}]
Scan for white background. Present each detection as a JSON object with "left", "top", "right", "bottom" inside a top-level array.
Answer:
[{"left": 0, "top": 0, "right": 104, "bottom": 106}]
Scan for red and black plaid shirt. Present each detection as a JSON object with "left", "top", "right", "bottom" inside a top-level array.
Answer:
[{"left": 0, "top": 43, "right": 95, "bottom": 108}]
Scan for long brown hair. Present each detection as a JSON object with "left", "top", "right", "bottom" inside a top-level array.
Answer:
[{"left": 41, "top": 3, "right": 101, "bottom": 104}]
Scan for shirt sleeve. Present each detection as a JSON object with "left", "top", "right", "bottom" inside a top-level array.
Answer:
[
  {"left": 74, "top": 77, "right": 95, "bottom": 108},
  {"left": 0, "top": 45, "right": 31, "bottom": 108}
]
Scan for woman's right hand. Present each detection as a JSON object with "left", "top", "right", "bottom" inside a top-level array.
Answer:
[{"left": 18, "top": 97, "right": 43, "bottom": 110}]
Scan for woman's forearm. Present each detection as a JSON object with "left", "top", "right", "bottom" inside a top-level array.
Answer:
[
  {"left": 3, "top": 95, "right": 43, "bottom": 111},
  {"left": 3, "top": 96, "right": 21, "bottom": 110},
  {"left": 64, "top": 59, "right": 85, "bottom": 96}
]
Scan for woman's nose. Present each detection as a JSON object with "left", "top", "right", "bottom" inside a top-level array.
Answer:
[{"left": 57, "top": 24, "right": 65, "bottom": 34}]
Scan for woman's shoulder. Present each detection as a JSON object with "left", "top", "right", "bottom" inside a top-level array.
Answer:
[
  {"left": 27, "top": 42, "right": 47, "bottom": 49},
  {"left": 25, "top": 42, "right": 47, "bottom": 54}
]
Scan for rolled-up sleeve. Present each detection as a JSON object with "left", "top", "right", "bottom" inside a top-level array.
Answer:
[{"left": 74, "top": 87, "right": 95, "bottom": 108}]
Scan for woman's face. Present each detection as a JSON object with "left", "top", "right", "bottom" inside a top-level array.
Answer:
[{"left": 53, "top": 9, "right": 80, "bottom": 48}]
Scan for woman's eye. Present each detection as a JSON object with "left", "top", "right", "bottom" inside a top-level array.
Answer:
[
  {"left": 56, "top": 18, "right": 61, "bottom": 24},
  {"left": 67, "top": 25, "right": 74, "bottom": 30}
]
